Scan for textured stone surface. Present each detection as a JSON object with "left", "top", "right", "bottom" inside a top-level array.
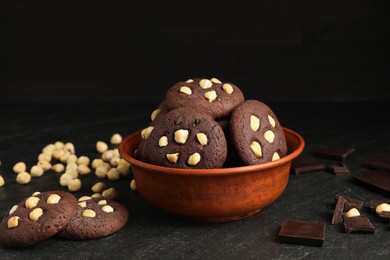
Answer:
[{"left": 0, "top": 102, "right": 389, "bottom": 258}]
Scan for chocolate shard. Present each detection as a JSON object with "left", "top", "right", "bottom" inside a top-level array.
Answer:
[
  {"left": 328, "top": 162, "right": 351, "bottom": 176},
  {"left": 363, "top": 155, "right": 390, "bottom": 172},
  {"left": 335, "top": 195, "right": 364, "bottom": 212},
  {"left": 353, "top": 170, "right": 390, "bottom": 196},
  {"left": 291, "top": 156, "right": 326, "bottom": 175},
  {"left": 369, "top": 200, "right": 390, "bottom": 221},
  {"left": 314, "top": 145, "right": 355, "bottom": 161},
  {"left": 344, "top": 215, "right": 375, "bottom": 234},
  {"left": 278, "top": 219, "right": 326, "bottom": 247},
  {"left": 332, "top": 196, "right": 346, "bottom": 224}
]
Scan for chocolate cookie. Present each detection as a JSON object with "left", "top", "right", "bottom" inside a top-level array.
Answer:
[
  {"left": 150, "top": 100, "right": 170, "bottom": 122},
  {"left": 0, "top": 191, "right": 78, "bottom": 247},
  {"left": 229, "top": 100, "right": 287, "bottom": 165},
  {"left": 135, "top": 101, "right": 170, "bottom": 163},
  {"left": 147, "top": 107, "right": 228, "bottom": 168},
  {"left": 165, "top": 78, "right": 245, "bottom": 120},
  {"left": 58, "top": 198, "right": 128, "bottom": 240}
]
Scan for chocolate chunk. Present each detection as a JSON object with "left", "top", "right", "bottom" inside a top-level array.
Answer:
[
  {"left": 369, "top": 200, "right": 387, "bottom": 211},
  {"left": 369, "top": 200, "right": 390, "bottom": 221},
  {"left": 335, "top": 195, "right": 364, "bottom": 212},
  {"left": 331, "top": 196, "right": 346, "bottom": 224},
  {"left": 363, "top": 155, "right": 390, "bottom": 172},
  {"left": 344, "top": 216, "right": 374, "bottom": 234},
  {"left": 278, "top": 219, "right": 326, "bottom": 247},
  {"left": 328, "top": 162, "right": 350, "bottom": 176},
  {"left": 353, "top": 170, "right": 390, "bottom": 196},
  {"left": 314, "top": 145, "right": 355, "bottom": 161},
  {"left": 291, "top": 156, "right": 326, "bottom": 175}
]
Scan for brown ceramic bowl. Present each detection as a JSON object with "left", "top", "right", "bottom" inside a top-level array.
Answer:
[{"left": 119, "top": 127, "right": 304, "bottom": 222}]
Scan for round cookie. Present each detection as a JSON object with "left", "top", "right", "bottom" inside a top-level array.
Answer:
[
  {"left": 134, "top": 125, "right": 153, "bottom": 163},
  {"left": 229, "top": 100, "right": 287, "bottom": 165},
  {"left": 147, "top": 107, "right": 227, "bottom": 169},
  {"left": 135, "top": 100, "right": 171, "bottom": 163},
  {"left": 58, "top": 198, "right": 128, "bottom": 240},
  {"left": 165, "top": 78, "right": 245, "bottom": 120},
  {"left": 150, "top": 100, "right": 170, "bottom": 122},
  {"left": 0, "top": 191, "right": 78, "bottom": 247}
]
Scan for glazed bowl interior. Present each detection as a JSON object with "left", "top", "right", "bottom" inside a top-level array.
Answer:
[{"left": 119, "top": 127, "right": 304, "bottom": 222}]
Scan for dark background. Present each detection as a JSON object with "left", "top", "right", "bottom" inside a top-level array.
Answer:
[{"left": 0, "top": 0, "right": 389, "bottom": 104}]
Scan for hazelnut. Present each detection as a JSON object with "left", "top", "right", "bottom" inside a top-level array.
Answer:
[
  {"left": 174, "top": 129, "right": 189, "bottom": 144},
  {"left": 222, "top": 83, "right": 233, "bottom": 94},
  {"left": 179, "top": 86, "right": 192, "bottom": 95},
  {"left": 13, "top": 162, "right": 26, "bottom": 174},
  {"left": 102, "top": 205, "right": 114, "bottom": 213},
  {"left": 344, "top": 208, "right": 360, "bottom": 218},
  {"left": 250, "top": 141, "right": 262, "bottom": 158},
  {"left": 16, "top": 172, "right": 31, "bottom": 184},
  {"left": 204, "top": 90, "right": 217, "bottom": 102},
  {"left": 47, "top": 194, "right": 61, "bottom": 204},
  {"left": 29, "top": 208, "right": 44, "bottom": 221},
  {"left": 91, "top": 182, "right": 107, "bottom": 193},
  {"left": 196, "top": 133, "right": 208, "bottom": 146},
  {"left": 25, "top": 196, "right": 40, "bottom": 209},
  {"left": 82, "top": 209, "right": 96, "bottom": 218},
  {"left": 187, "top": 153, "right": 201, "bottom": 166},
  {"left": 199, "top": 79, "right": 212, "bottom": 89},
  {"left": 96, "top": 141, "right": 108, "bottom": 153},
  {"left": 264, "top": 130, "right": 275, "bottom": 143},
  {"left": 166, "top": 153, "right": 179, "bottom": 163},
  {"left": 376, "top": 203, "right": 390, "bottom": 214},
  {"left": 268, "top": 115, "right": 276, "bottom": 127},
  {"left": 250, "top": 115, "right": 260, "bottom": 132},
  {"left": 210, "top": 77, "right": 222, "bottom": 83},
  {"left": 130, "top": 179, "right": 137, "bottom": 191},
  {"left": 7, "top": 216, "right": 20, "bottom": 229},
  {"left": 110, "top": 133, "right": 122, "bottom": 145},
  {"left": 272, "top": 152, "right": 280, "bottom": 161}
]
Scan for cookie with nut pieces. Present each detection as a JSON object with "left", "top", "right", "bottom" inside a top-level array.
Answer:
[
  {"left": 58, "top": 198, "right": 128, "bottom": 240},
  {"left": 134, "top": 100, "right": 171, "bottom": 163},
  {"left": 165, "top": 78, "right": 245, "bottom": 120},
  {"left": 146, "top": 107, "right": 228, "bottom": 169},
  {"left": 0, "top": 190, "right": 78, "bottom": 247},
  {"left": 229, "top": 100, "right": 287, "bottom": 165}
]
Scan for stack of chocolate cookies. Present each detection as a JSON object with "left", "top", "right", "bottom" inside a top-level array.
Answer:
[{"left": 135, "top": 77, "right": 287, "bottom": 168}]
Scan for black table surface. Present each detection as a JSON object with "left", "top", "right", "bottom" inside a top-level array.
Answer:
[{"left": 0, "top": 102, "right": 389, "bottom": 259}]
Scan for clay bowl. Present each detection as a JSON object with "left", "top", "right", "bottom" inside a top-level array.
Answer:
[{"left": 119, "top": 127, "right": 304, "bottom": 222}]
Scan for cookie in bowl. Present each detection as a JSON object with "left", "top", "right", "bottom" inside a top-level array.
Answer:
[
  {"left": 165, "top": 78, "right": 245, "bottom": 120},
  {"left": 147, "top": 107, "right": 228, "bottom": 169},
  {"left": 229, "top": 99, "right": 287, "bottom": 165}
]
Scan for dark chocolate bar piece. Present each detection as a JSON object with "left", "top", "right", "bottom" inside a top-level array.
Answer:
[
  {"left": 328, "top": 163, "right": 351, "bottom": 176},
  {"left": 363, "top": 155, "right": 390, "bottom": 172},
  {"left": 314, "top": 145, "right": 355, "bottom": 161},
  {"left": 331, "top": 196, "right": 346, "bottom": 224},
  {"left": 291, "top": 156, "right": 326, "bottom": 175},
  {"left": 279, "top": 219, "right": 326, "bottom": 247},
  {"left": 369, "top": 200, "right": 390, "bottom": 221},
  {"left": 335, "top": 195, "right": 364, "bottom": 212},
  {"left": 353, "top": 170, "right": 390, "bottom": 196},
  {"left": 344, "top": 216, "right": 374, "bottom": 234}
]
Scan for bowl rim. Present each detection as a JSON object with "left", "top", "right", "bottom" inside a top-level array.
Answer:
[{"left": 119, "top": 127, "right": 305, "bottom": 176}]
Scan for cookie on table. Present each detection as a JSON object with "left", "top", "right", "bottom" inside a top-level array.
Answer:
[
  {"left": 147, "top": 107, "right": 228, "bottom": 168},
  {"left": 165, "top": 78, "right": 245, "bottom": 120},
  {"left": 0, "top": 191, "right": 78, "bottom": 247},
  {"left": 229, "top": 100, "right": 287, "bottom": 165},
  {"left": 58, "top": 198, "right": 128, "bottom": 240}
]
